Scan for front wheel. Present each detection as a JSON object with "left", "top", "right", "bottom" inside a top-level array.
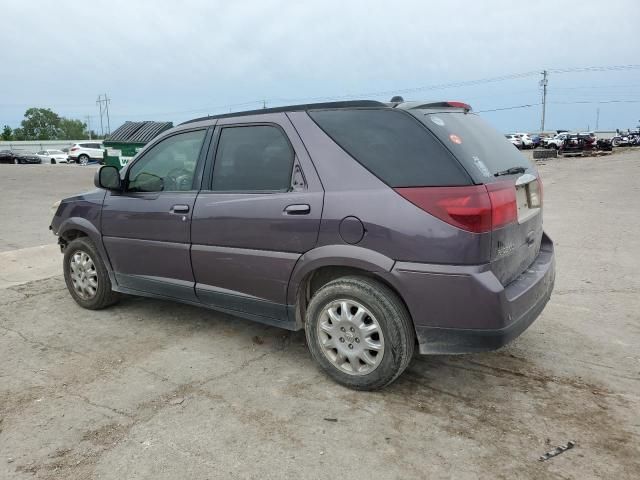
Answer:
[
  {"left": 305, "top": 276, "right": 415, "bottom": 390},
  {"left": 63, "top": 237, "right": 119, "bottom": 309},
  {"left": 13, "top": 158, "right": 19, "bottom": 164},
  {"left": 78, "top": 155, "right": 89, "bottom": 166}
]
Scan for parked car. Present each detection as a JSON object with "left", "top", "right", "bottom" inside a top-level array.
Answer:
[
  {"left": 559, "top": 134, "right": 594, "bottom": 156},
  {"left": 36, "top": 149, "right": 69, "bottom": 164},
  {"left": 0, "top": 149, "right": 17, "bottom": 163},
  {"left": 67, "top": 142, "right": 104, "bottom": 165},
  {"left": 505, "top": 134, "right": 523, "bottom": 148},
  {"left": 50, "top": 99, "right": 555, "bottom": 390},
  {"left": 544, "top": 133, "right": 569, "bottom": 149},
  {"left": 12, "top": 151, "right": 42, "bottom": 164},
  {"left": 516, "top": 132, "right": 534, "bottom": 149},
  {"left": 530, "top": 134, "right": 542, "bottom": 148}
]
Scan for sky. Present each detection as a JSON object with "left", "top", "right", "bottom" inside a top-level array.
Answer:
[{"left": 1, "top": 0, "right": 639, "bottom": 133}]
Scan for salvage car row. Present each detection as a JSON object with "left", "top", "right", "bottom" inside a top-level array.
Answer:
[{"left": 0, "top": 142, "right": 104, "bottom": 165}]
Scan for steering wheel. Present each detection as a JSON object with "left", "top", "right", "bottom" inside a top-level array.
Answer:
[{"left": 165, "top": 168, "right": 192, "bottom": 191}]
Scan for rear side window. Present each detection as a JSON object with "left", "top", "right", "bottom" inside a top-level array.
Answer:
[
  {"left": 211, "top": 125, "right": 294, "bottom": 192},
  {"left": 308, "top": 109, "right": 470, "bottom": 187}
]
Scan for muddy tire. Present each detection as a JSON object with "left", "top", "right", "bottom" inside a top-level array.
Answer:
[
  {"left": 305, "top": 276, "right": 415, "bottom": 390},
  {"left": 63, "top": 237, "right": 119, "bottom": 310}
]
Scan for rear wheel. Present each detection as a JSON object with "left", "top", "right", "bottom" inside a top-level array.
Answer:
[
  {"left": 50, "top": 158, "right": 56, "bottom": 164},
  {"left": 13, "top": 158, "right": 19, "bottom": 164},
  {"left": 305, "top": 276, "right": 414, "bottom": 390},
  {"left": 63, "top": 237, "right": 119, "bottom": 309},
  {"left": 78, "top": 154, "right": 89, "bottom": 166}
]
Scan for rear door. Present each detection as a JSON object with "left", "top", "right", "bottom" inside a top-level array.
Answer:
[
  {"left": 101, "top": 128, "right": 210, "bottom": 301},
  {"left": 191, "top": 113, "right": 323, "bottom": 324}
]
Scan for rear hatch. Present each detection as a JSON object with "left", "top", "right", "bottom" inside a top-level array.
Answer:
[{"left": 409, "top": 107, "right": 544, "bottom": 285}]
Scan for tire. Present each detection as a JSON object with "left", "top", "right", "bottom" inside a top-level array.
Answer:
[
  {"left": 13, "top": 158, "right": 19, "bottom": 164},
  {"left": 63, "top": 237, "right": 119, "bottom": 310},
  {"left": 50, "top": 158, "right": 56, "bottom": 164},
  {"left": 305, "top": 276, "right": 415, "bottom": 390},
  {"left": 78, "top": 154, "right": 89, "bottom": 166}
]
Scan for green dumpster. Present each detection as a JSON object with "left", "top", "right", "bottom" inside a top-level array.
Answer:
[{"left": 103, "top": 121, "right": 173, "bottom": 169}]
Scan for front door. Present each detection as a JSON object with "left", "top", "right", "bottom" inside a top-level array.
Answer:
[
  {"left": 191, "top": 114, "right": 323, "bottom": 324},
  {"left": 101, "top": 128, "right": 209, "bottom": 301}
]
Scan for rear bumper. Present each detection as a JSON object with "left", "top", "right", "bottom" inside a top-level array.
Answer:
[{"left": 391, "top": 232, "right": 555, "bottom": 354}]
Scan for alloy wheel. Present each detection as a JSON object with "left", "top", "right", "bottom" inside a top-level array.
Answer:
[{"left": 316, "top": 299, "right": 384, "bottom": 375}]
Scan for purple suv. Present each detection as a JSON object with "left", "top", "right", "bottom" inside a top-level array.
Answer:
[{"left": 50, "top": 99, "right": 555, "bottom": 390}]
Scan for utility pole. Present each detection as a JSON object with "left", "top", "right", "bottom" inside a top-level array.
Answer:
[
  {"left": 85, "top": 115, "right": 92, "bottom": 140},
  {"left": 262, "top": 99, "right": 267, "bottom": 109},
  {"left": 96, "top": 94, "right": 112, "bottom": 136},
  {"left": 104, "top": 93, "right": 111, "bottom": 135},
  {"left": 539, "top": 70, "right": 548, "bottom": 133},
  {"left": 595, "top": 107, "right": 600, "bottom": 131},
  {"left": 96, "top": 96, "right": 104, "bottom": 137}
]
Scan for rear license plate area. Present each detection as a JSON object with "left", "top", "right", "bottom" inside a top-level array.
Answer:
[{"left": 515, "top": 182, "right": 540, "bottom": 224}]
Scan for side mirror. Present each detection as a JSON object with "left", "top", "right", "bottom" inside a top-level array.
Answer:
[{"left": 95, "top": 165, "right": 121, "bottom": 190}]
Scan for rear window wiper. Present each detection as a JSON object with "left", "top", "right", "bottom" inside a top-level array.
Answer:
[{"left": 494, "top": 166, "right": 527, "bottom": 177}]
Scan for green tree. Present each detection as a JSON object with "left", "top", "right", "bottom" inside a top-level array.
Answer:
[
  {"left": 1, "top": 125, "right": 12, "bottom": 141},
  {"left": 11, "top": 128, "right": 26, "bottom": 140},
  {"left": 58, "top": 118, "right": 87, "bottom": 139},
  {"left": 20, "top": 108, "right": 61, "bottom": 140}
]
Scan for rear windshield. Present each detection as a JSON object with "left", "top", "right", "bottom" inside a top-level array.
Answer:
[
  {"left": 411, "top": 111, "right": 532, "bottom": 180},
  {"left": 308, "top": 109, "right": 471, "bottom": 187}
]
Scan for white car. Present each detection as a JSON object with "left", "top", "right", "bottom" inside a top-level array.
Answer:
[
  {"left": 36, "top": 149, "right": 69, "bottom": 164},
  {"left": 67, "top": 142, "right": 104, "bottom": 165},
  {"left": 544, "top": 133, "right": 569, "bottom": 149},
  {"left": 515, "top": 132, "right": 534, "bottom": 149},
  {"left": 505, "top": 134, "right": 523, "bottom": 149}
]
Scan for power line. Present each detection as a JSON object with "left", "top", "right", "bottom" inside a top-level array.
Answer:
[
  {"left": 476, "top": 99, "right": 640, "bottom": 114},
  {"left": 476, "top": 103, "right": 540, "bottom": 113}
]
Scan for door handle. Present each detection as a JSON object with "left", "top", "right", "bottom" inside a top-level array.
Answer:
[
  {"left": 171, "top": 204, "right": 190, "bottom": 214},
  {"left": 283, "top": 204, "right": 311, "bottom": 215}
]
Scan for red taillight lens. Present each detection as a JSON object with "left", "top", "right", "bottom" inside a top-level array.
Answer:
[
  {"left": 487, "top": 181, "right": 517, "bottom": 229},
  {"left": 395, "top": 182, "right": 517, "bottom": 233},
  {"left": 395, "top": 185, "right": 492, "bottom": 233},
  {"left": 70, "top": 147, "right": 79, "bottom": 151}
]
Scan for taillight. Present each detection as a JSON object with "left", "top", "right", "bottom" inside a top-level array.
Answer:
[
  {"left": 70, "top": 147, "right": 79, "bottom": 152},
  {"left": 487, "top": 181, "right": 518, "bottom": 229},
  {"left": 395, "top": 182, "right": 517, "bottom": 233}
]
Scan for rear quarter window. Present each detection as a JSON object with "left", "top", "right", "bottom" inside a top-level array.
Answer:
[{"left": 308, "top": 109, "right": 471, "bottom": 187}]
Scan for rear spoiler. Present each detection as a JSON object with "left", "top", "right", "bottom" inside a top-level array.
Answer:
[{"left": 387, "top": 100, "right": 473, "bottom": 112}]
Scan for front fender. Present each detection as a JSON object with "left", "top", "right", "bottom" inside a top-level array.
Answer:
[
  {"left": 286, "top": 244, "right": 397, "bottom": 305},
  {"left": 57, "top": 217, "right": 113, "bottom": 275}
]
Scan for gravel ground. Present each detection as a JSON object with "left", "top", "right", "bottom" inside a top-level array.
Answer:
[{"left": 0, "top": 151, "right": 639, "bottom": 479}]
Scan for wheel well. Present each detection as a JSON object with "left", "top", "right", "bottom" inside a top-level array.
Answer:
[
  {"left": 59, "top": 229, "right": 88, "bottom": 250},
  {"left": 295, "top": 265, "right": 410, "bottom": 327}
]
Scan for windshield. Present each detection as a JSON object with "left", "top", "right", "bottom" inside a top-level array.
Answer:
[{"left": 412, "top": 111, "right": 532, "bottom": 182}]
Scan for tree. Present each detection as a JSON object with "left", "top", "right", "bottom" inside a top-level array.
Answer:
[
  {"left": 1, "top": 125, "right": 12, "bottom": 141},
  {"left": 59, "top": 118, "right": 87, "bottom": 139},
  {"left": 20, "top": 108, "right": 61, "bottom": 140},
  {"left": 11, "top": 128, "right": 26, "bottom": 140}
]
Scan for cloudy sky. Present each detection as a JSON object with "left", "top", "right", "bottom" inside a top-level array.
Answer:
[{"left": 1, "top": 0, "right": 639, "bottom": 133}]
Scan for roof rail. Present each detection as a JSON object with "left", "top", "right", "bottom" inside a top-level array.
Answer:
[{"left": 180, "top": 100, "right": 387, "bottom": 125}]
